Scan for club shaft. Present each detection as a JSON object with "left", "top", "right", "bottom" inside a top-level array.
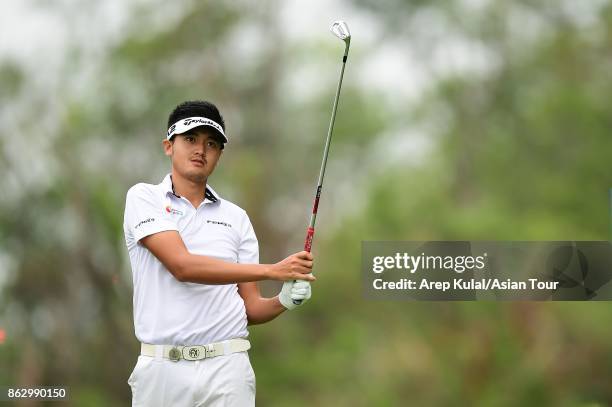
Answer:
[
  {"left": 293, "top": 43, "right": 349, "bottom": 306},
  {"left": 304, "top": 52, "right": 348, "bottom": 253},
  {"left": 311, "top": 59, "right": 347, "bottom": 229}
]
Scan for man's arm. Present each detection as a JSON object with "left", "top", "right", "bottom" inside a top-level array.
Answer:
[
  {"left": 238, "top": 281, "right": 313, "bottom": 325},
  {"left": 238, "top": 282, "right": 286, "bottom": 325},
  {"left": 141, "top": 230, "right": 315, "bottom": 284}
]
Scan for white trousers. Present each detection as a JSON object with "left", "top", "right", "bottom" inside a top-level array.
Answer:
[{"left": 128, "top": 351, "right": 256, "bottom": 406}]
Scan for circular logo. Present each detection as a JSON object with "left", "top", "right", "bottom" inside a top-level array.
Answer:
[{"left": 169, "top": 347, "right": 181, "bottom": 361}]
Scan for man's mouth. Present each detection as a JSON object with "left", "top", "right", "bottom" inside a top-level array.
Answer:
[{"left": 191, "top": 158, "right": 206, "bottom": 167}]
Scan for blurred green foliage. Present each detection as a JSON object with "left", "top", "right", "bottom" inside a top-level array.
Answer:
[{"left": 1, "top": 0, "right": 612, "bottom": 406}]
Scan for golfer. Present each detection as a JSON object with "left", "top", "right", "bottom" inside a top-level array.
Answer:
[{"left": 123, "top": 100, "right": 315, "bottom": 406}]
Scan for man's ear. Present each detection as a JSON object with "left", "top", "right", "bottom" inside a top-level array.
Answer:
[{"left": 162, "top": 139, "right": 173, "bottom": 157}]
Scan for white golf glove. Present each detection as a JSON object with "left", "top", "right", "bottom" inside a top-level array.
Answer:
[{"left": 278, "top": 280, "right": 312, "bottom": 310}]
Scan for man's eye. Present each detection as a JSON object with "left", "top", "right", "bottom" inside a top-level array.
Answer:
[
  {"left": 208, "top": 141, "right": 220, "bottom": 148},
  {"left": 186, "top": 137, "right": 195, "bottom": 142}
]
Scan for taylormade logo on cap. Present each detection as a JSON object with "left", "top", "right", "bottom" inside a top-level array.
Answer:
[{"left": 166, "top": 116, "right": 228, "bottom": 143}]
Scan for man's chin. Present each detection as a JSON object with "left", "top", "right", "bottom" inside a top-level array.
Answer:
[
  {"left": 188, "top": 172, "right": 207, "bottom": 183},
  {"left": 179, "top": 169, "right": 207, "bottom": 184}
]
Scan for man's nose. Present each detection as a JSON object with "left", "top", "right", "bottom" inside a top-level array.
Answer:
[{"left": 194, "top": 141, "right": 207, "bottom": 156}]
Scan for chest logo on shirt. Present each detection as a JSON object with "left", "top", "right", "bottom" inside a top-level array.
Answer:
[
  {"left": 165, "top": 205, "right": 184, "bottom": 216},
  {"left": 206, "top": 219, "right": 232, "bottom": 228}
]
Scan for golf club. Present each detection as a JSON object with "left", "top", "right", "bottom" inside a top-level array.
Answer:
[{"left": 294, "top": 20, "right": 351, "bottom": 305}]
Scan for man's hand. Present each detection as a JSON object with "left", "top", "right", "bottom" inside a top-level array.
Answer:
[
  {"left": 278, "top": 280, "right": 312, "bottom": 310},
  {"left": 268, "top": 251, "right": 315, "bottom": 282}
]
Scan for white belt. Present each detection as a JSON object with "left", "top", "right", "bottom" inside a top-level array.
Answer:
[{"left": 141, "top": 339, "right": 250, "bottom": 362}]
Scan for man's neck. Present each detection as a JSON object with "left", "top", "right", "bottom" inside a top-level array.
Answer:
[{"left": 171, "top": 172, "right": 207, "bottom": 208}]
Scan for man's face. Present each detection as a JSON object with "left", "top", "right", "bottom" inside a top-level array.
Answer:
[{"left": 163, "top": 129, "right": 223, "bottom": 184}]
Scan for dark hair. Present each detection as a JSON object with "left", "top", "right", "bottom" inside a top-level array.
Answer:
[{"left": 167, "top": 100, "right": 226, "bottom": 147}]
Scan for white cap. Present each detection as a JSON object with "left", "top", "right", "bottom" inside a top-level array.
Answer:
[{"left": 167, "top": 117, "right": 228, "bottom": 143}]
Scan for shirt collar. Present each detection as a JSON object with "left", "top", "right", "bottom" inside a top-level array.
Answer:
[{"left": 161, "top": 174, "right": 220, "bottom": 204}]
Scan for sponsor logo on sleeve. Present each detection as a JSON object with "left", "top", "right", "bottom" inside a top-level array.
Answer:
[
  {"left": 135, "top": 218, "right": 155, "bottom": 229},
  {"left": 206, "top": 220, "right": 232, "bottom": 228}
]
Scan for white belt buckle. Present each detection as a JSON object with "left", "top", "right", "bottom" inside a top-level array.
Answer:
[{"left": 182, "top": 345, "right": 206, "bottom": 361}]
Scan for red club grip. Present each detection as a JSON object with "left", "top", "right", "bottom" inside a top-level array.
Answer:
[
  {"left": 294, "top": 227, "right": 315, "bottom": 306},
  {"left": 304, "top": 227, "right": 315, "bottom": 252}
]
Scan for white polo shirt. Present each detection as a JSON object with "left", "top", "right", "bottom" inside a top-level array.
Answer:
[{"left": 123, "top": 174, "right": 258, "bottom": 345}]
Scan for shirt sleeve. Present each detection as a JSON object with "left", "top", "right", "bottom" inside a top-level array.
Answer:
[
  {"left": 124, "top": 184, "right": 179, "bottom": 246},
  {"left": 237, "top": 211, "right": 259, "bottom": 264}
]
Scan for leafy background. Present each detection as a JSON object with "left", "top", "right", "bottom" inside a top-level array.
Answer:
[{"left": 1, "top": 0, "right": 611, "bottom": 405}]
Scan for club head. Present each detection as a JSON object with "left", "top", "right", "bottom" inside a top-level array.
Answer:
[{"left": 330, "top": 20, "right": 351, "bottom": 43}]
